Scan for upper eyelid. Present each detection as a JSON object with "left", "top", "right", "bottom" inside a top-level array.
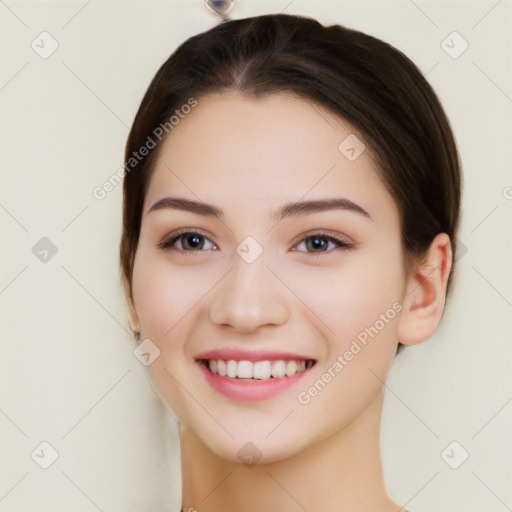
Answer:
[{"left": 163, "top": 228, "right": 215, "bottom": 243}]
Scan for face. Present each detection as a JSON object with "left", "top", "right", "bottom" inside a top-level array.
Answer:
[{"left": 131, "top": 91, "right": 408, "bottom": 463}]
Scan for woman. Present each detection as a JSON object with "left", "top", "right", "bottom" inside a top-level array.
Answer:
[{"left": 120, "top": 13, "right": 461, "bottom": 511}]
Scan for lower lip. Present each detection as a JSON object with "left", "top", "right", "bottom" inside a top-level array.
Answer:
[{"left": 197, "top": 361, "right": 312, "bottom": 402}]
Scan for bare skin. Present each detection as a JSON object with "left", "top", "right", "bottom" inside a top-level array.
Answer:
[{"left": 128, "top": 91, "right": 451, "bottom": 511}]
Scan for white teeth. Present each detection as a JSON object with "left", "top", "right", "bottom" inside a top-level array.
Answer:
[
  {"left": 253, "top": 361, "right": 272, "bottom": 380},
  {"left": 226, "top": 360, "right": 237, "bottom": 378},
  {"left": 271, "top": 360, "right": 286, "bottom": 378},
  {"left": 217, "top": 359, "right": 226, "bottom": 376},
  {"left": 285, "top": 360, "right": 297, "bottom": 376},
  {"left": 236, "top": 360, "right": 252, "bottom": 379},
  {"left": 204, "top": 358, "right": 313, "bottom": 380}
]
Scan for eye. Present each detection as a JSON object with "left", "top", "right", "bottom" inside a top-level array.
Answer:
[
  {"left": 292, "top": 231, "right": 353, "bottom": 254},
  {"left": 157, "top": 229, "right": 353, "bottom": 255},
  {"left": 157, "top": 230, "right": 216, "bottom": 253}
]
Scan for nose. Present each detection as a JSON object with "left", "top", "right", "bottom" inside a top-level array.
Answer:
[{"left": 208, "top": 256, "right": 290, "bottom": 333}]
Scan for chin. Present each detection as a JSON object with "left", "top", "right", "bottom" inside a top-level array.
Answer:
[
  {"left": 207, "top": 433, "right": 308, "bottom": 466},
  {"left": 183, "top": 414, "right": 320, "bottom": 467}
]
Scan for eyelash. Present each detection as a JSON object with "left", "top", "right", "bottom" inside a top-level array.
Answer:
[{"left": 156, "top": 228, "right": 354, "bottom": 257}]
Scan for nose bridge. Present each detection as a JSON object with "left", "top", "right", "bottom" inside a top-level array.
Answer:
[{"left": 208, "top": 247, "right": 290, "bottom": 332}]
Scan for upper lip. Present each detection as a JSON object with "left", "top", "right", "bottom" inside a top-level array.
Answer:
[{"left": 195, "top": 348, "right": 315, "bottom": 362}]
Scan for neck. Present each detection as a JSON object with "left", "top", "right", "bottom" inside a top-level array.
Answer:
[{"left": 180, "top": 388, "right": 399, "bottom": 512}]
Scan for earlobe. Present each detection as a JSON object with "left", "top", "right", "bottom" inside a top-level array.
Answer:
[
  {"left": 127, "top": 297, "right": 141, "bottom": 335},
  {"left": 397, "top": 233, "right": 452, "bottom": 346}
]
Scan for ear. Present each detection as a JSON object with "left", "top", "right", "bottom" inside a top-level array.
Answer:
[
  {"left": 126, "top": 291, "right": 141, "bottom": 336},
  {"left": 397, "top": 233, "right": 452, "bottom": 346}
]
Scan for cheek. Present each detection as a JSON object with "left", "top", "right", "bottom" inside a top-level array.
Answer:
[
  {"left": 131, "top": 247, "right": 208, "bottom": 414},
  {"left": 132, "top": 246, "right": 209, "bottom": 340},
  {"left": 276, "top": 248, "right": 405, "bottom": 348},
  {"left": 291, "top": 253, "right": 404, "bottom": 433}
]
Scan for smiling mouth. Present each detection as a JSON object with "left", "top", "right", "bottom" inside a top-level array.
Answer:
[{"left": 198, "top": 358, "right": 316, "bottom": 380}]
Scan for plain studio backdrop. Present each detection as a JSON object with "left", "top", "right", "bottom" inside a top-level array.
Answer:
[{"left": 1, "top": 1, "right": 511, "bottom": 511}]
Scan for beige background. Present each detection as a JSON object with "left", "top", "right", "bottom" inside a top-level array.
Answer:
[{"left": 1, "top": 0, "right": 511, "bottom": 510}]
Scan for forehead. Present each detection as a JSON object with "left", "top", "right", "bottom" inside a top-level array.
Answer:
[{"left": 143, "top": 91, "right": 397, "bottom": 224}]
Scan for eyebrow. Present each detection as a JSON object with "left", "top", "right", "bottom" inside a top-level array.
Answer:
[{"left": 146, "top": 196, "right": 371, "bottom": 221}]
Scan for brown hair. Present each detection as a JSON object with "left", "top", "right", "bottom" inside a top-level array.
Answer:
[{"left": 120, "top": 14, "right": 462, "bottom": 339}]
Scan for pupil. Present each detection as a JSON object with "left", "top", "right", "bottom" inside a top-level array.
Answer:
[
  {"left": 308, "top": 237, "right": 326, "bottom": 251},
  {"left": 185, "top": 235, "right": 202, "bottom": 250}
]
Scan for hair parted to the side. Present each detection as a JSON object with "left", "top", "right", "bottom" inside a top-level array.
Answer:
[{"left": 120, "top": 14, "right": 462, "bottom": 341}]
